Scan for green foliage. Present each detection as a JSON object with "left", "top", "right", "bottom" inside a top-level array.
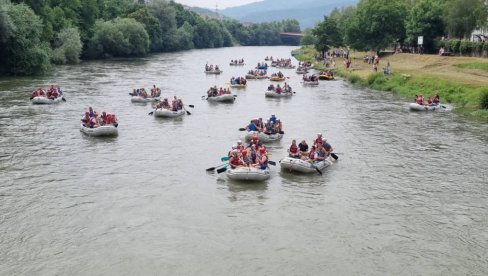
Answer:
[
  {"left": 459, "top": 40, "right": 474, "bottom": 56},
  {"left": 346, "top": 0, "right": 407, "bottom": 51},
  {"left": 448, "top": 39, "right": 461, "bottom": 53},
  {"left": 480, "top": 89, "right": 488, "bottom": 109},
  {"left": 300, "top": 28, "right": 316, "bottom": 46},
  {"left": 405, "top": 0, "right": 445, "bottom": 53},
  {"left": 88, "top": 17, "right": 149, "bottom": 58},
  {"left": 51, "top": 27, "right": 83, "bottom": 64},
  {"left": 444, "top": 0, "right": 488, "bottom": 39},
  {"left": 0, "top": 2, "right": 50, "bottom": 75},
  {"left": 312, "top": 16, "right": 342, "bottom": 55}
]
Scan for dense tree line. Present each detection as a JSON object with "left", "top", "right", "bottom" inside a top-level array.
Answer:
[
  {"left": 304, "top": 0, "right": 488, "bottom": 54},
  {"left": 0, "top": 0, "right": 300, "bottom": 76}
]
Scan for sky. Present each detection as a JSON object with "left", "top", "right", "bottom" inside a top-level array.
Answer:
[{"left": 174, "top": 0, "right": 262, "bottom": 9}]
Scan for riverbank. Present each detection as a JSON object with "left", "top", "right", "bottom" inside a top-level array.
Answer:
[{"left": 293, "top": 47, "right": 488, "bottom": 122}]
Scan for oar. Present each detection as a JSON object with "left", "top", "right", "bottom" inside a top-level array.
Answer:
[
  {"left": 183, "top": 107, "right": 191, "bottom": 115},
  {"left": 148, "top": 110, "right": 155, "bottom": 115},
  {"left": 62, "top": 97, "right": 66, "bottom": 102},
  {"left": 312, "top": 164, "right": 323, "bottom": 175},
  {"left": 206, "top": 163, "right": 227, "bottom": 171},
  {"left": 187, "top": 105, "right": 194, "bottom": 108},
  {"left": 238, "top": 128, "right": 247, "bottom": 131},
  {"left": 216, "top": 166, "right": 227, "bottom": 174},
  {"left": 268, "top": 160, "right": 276, "bottom": 166},
  {"left": 221, "top": 157, "right": 229, "bottom": 162},
  {"left": 330, "top": 153, "right": 339, "bottom": 160}
]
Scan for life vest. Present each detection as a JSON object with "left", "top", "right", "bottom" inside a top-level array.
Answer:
[
  {"left": 315, "top": 138, "right": 323, "bottom": 146},
  {"left": 308, "top": 151, "right": 315, "bottom": 160},
  {"left": 433, "top": 97, "right": 440, "bottom": 104},
  {"left": 32, "top": 91, "right": 38, "bottom": 97},
  {"left": 416, "top": 96, "right": 423, "bottom": 104},
  {"left": 289, "top": 144, "right": 298, "bottom": 154},
  {"left": 230, "top": 157, "right": 240, "bottom": 168}
]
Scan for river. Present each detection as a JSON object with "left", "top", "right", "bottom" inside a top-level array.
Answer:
[{"left": 0, "top": 46, "right": 487, "bottom": 275}]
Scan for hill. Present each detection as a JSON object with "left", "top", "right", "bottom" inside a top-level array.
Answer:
[{"left": 221, "top": 0, "right": 358, "bottom": 28}]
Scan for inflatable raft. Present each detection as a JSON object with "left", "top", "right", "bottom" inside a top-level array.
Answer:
[
  {"left": 244, "top": 131, "right": 283, "bottom": 142},
  {"left": 227, "top": 167, "right": 270, "bottom": 181},
  {"left": 280, "top": 157, "right": 332, "bottom": 173},
  {"left": 269, "top": 77, "right": 286, "bottom": 82},
  {"left": 256, "top": 65, "right": 268, "bottom": 70},
  {"left": 131, "top": 96, "right": 160, "bottom": 103},
  {"left": 319, "top": 75, "right": 334, "bottom": 80},
  {"left": 265, "top": 91, "right": 293, "bottom": 98},
  {"left": 302, "top": 81, "right": 319, "bottom": 86},
  {"left": 230, "top": 84, "right": 247, "bottom": 89},
  {"left": 229, "top": 63, "right": 245, "bottom": 66},
  {"left": 80, "top": 124, "right": 118, "bottom": 137},
  {"left": 246, "top": 74, "right": 267, "bottom": 80},
  {"left": 204, "top": 70, "right": 223, "bottom": 75},
  {"left": 31, "top": 95, "right": 64, "bottom": 104},
  {"left": 207, "top": 94, "right": 236, "bottom": 103},
  {"left": 409, "top": 103, "right": 443, "bottom": 111},
  {"left": 296, "top": 69, "right": 308, "bottom": 74},
  {"left": 154, "top": 109, "right": 186, "bottom": 118}
]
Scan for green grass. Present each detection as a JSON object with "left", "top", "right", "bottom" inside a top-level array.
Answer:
[
  {"left": 293, "top": 48, "right": 488, "bottom": 122},
  {"left": 455, "top": 62, "right": 488, "bottom": 72}
]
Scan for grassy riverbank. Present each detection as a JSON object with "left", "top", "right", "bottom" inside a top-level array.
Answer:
[{"left": 293, "top": 46, "right": 488, "bottom": 122}]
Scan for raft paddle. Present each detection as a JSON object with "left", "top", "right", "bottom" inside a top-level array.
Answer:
[
  {"left": 216, "top": 166, "right": 227, "bottom": 174},
  {"left": 238, "top": 128, "right": 247, "bottom": 131},
  {"left": 206, "top": 163, "right": 226, "bottom": 171},
  {"left": 330, "top": 153, "right": 339, "bottom": 160},
  {"left": 62, "top": 97, "right": 66, "bottom": 102},
  {"left": 221, "top": 157, "right": 230, "bottom": 162},
  {"left": 312, "top": 164, "right": 323, "bottom": 175}
]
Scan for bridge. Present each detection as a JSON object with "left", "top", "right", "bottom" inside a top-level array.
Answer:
[{"left": 279, "top": 32, "right": 304, "bottom": 37}]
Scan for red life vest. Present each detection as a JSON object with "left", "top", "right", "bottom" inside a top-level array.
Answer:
[
  {"left": 32, "top": 91, "right": 38, "bottom": 97},
  {"left": 416, "top": 96, "right": 423, "bottom": 104},
  {"left": 289, "top": 144, "right": 298, "bottom": 154},
  {"left": 309, "top": 151, "right": 315, "bottom": 160}
]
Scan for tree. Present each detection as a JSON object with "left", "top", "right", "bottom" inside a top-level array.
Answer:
[
  {"left": 0, "top": 2, "right": 50, "bottom": 75},
  {"left": 88, "top": 17, "right": 149, "bottom": 58},
  {"left": 312, "top": 16, "right": 342, "bottom": 57},
  {"left": 51, "top": 27, "right": 83, "bottom": 64},
  {"left": 346, "top": 0, "right": 407, "bottom": 51},
  {"left": 405, "top": 0, "right": 445, "bottom": 52},
  {"left": 149, "top": 0, "right": 177, "bottom": 51},
  {"left": 301, "top": 28, "right": 316, "bottom": 46},
  {"left": 444, "top": 0, "right": 488, "bottom": 39}
]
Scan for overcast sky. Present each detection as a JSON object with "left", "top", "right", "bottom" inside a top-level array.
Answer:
[{"left": 174, "top": 0, "right": 262, "bottom": 9}]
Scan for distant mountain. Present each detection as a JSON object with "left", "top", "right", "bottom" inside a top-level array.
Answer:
[{"left": 221, "top": 0, "right": 358, "bottom": 28}]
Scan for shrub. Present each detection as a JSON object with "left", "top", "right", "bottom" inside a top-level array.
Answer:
[
  {"left": 51, "top": 27, "right": 82, "bottom": 64},
  {"left": 88, "top": 18, "right": 149, "bottom": 58},
  {"left": 459, "top": 40, "right": 473, "bottom": 56},
  {"left": 449, "top": 39, "right": 461, "bottom": 54}
]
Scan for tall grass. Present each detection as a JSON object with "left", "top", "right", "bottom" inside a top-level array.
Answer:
[{"left": 455, "top": 62, "right": 488, "bottom": 72}]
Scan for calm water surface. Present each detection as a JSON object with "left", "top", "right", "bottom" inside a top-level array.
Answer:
[{"left": 0, "top": 46, "right": 487, "bottom": 275}]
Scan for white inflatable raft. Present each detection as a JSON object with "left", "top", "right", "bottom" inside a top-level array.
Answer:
[
  {"left": 409, "top": 103, "right": 443, "bottom": 111},
  {"left": 246, "top": 74, "right": 268, "bottom": 80},
  {"left": 265, "top": 91, "right": 293, "bottom": 98},
  {"left": 154, "top": 108, "right": 186, "bottom": 118},
  {"left": 244, "top": 131, "right": 283, "bottom": 142},
  {"left": 131, "top": 96, "right": 160, "bottom": 103},
  {"left": 80, "top": 124, "right": 118, "bottom": 137},
  {"left": 227, "top": 167, "right": 270, "bottom": 181},
  {"left": 296, "top": 69, "right": 308, "bottom": 74},
  {"left": 204, "top": 70, "right": 223, "bottom": 74},
  {"left": 280, "top": 157, "right": 331, "bottom": 173},
  {"left": 31, "top": 95, "right": 64, "bottom": 104},
  {"left": 207, "top": 94, "right": 236, "bottom": 103},
  {"left": 302, "top": 81, "right": 319, "bottom": 86}
]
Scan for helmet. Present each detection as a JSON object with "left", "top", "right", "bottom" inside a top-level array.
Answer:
[
  {"left": 241, "top": 150, "right": 248, "bottom": 155},
  {"left": 85, "top": 112, "right": 89, "bottom": 116},
  {"left": 237, "top": 140, "right": 242, "bottom": 144},
  {"left": 259, "top": 147, "right": 266, "bottom": 153},
  {"left": 232, "top": 145, "right": 237, "bottom": 149},
  {"left": 252, "top": 135, "right": 258, "bottom": 140},
  {"left": 318, "top": 133, "right": 322, "bottom": 136}
]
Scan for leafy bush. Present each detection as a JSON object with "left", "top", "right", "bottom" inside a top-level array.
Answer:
[
  {"left": 459, "top": 40, "right": 473, "bottom": 55},
  {"left": 88, "top": 18, "right": 149, "bottom": 58},
  {"left": 449, "top": 39, "right": 461, "bottom": 53},
  {"left": 51, "top": 27, "right": 83, "bottom": 64}
]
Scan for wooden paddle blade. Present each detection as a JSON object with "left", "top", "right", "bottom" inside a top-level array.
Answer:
[
  {"left": 216, "top": 167, "right": 227, "bottom": 174},
  {"left": 331, "top": 153, "right": 339, "bottom": 160}
]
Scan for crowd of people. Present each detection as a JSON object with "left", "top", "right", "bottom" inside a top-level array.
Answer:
[
  {"left": 81, "top": 107, "right": 118, "bottom": 128},
  {"left": 228, "top": 141, "right": 269, "bottom": 170},
  {"left": 319, "top": 70, "right": 334, "bottom": 77},
  {"left": 230, "top": 77, "right": 247, "bottom": 85},
  {"left": 207, "top": 86, "right": 232, "bottom": 97},
  {"left": 267, "top": 83, "right": 292, "bottom": 94},
  {"left": 31, "top": 85, "right": 62, "bottom": 99},
  {"left": 246, "top": 114, "right": 283, "bottom": 135},
  {"left": 230, "top": 59, "right": 245, "bottom": 65},
  {"left": 414, "top": 94, "right": 440, "bottom": 106},
  {"left": 256, "top": 62, "right": 269, "bottom": 68},
  {"left": 205, "top": 64, "right": 220, "bottom": 71},
  {"left": 155, "top": 96, "right": 185, "bottom": 111},
  {"left": 132, "top": 85, "right": 161, "bottom": 98},
  {"left": 264, "top": 56, "right": 273, "bottom": 61},
  {"left": 287, "top": 133, "right": 333, "bottom": 162},
  {"left": 302, "top": 74, "right": 319, "bottom": 82}
]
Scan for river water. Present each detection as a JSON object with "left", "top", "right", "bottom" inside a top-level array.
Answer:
[{"left": 0, "top": 46, "right": 487, "bottom": 275}]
